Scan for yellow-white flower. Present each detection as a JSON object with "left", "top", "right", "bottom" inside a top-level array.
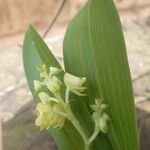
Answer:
[
  {"left": 44, "top": 76, "right": 62, "bottom": 94},
  {"left": 91, "top": 98, "right": 110, "bottom": 133},
  {"left": 49, "top": 67, "right": 61, "bottom": 77},
  {"left": 99, "top": 118, "right": 108, "bottom": 133},
  {"left": 36, "top": 102, "right": 52, "bottom": 115},
  {"left": 49, "top": 104, "right": 66, "bottom": 128},
  {"left": 35, "top": 102, "right": 66, "bottom": 130},
  {"left": 38, "top": 92, "right": 58, "bottom": 103},
  {"left": 64, "top": 73, "right": 86, "bottom": 96},
  {"left": 33, "top": 80, "right": 43, "bottom": 94},
  {"left": 35, "top": 114, "right": 49, "bottom": 130},
  {"left": 91, "top": 98, "right": 108, "bottom": 112}
]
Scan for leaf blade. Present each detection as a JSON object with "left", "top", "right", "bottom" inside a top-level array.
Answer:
[
  {"left": 63, "top": 0, "right": 139, "bottom": 149},
  {"left": 23, "top": 26, "right": 84, "bottom": 150}
]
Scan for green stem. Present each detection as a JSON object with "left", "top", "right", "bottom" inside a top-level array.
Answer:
[
  {"left": 66, "top": 105, "right": 90, "bottom": 150},
  {"left": 55, "top": 92, "right": 90, "bottom": 150},
  {"left": 88, "top": 128, "right": 100, "bottom": 144},
  {"left": 65, "top": 88, "right": 70, "bottom": 103}
]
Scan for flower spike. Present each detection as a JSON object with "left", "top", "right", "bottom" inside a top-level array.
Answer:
[
  {"left": 34, "top": 64, "right": 97, "bottom": 149},
  {"left": 89, "top": 98, "right": 110, "bottom": 144}
]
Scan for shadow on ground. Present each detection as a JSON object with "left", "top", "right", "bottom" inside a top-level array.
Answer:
[
  {"left": 3, "top": 101, "right": 58, "bottom": 150},
  {"left": 137, "top": 104, "right": 150, "bottom": 150}
]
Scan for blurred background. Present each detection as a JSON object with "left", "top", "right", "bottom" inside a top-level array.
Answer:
[{"left": 0, "top": 0, "right": 150, "bottom": 150}]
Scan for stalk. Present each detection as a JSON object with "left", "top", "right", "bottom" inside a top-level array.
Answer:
[
  {"left": 55, "top": 93, "right": 90, "bottom": 150},
  {"left": 66, "top": 105, "right": 90, "bottom": 150}
]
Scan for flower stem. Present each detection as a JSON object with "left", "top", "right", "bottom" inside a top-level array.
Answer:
[
  {"left": 55, "top": 92, "right": 90, "bottom": 150},
  {"left": 66, "top": 105, "right": 90, "bottom": 150},
  {"left": 88, "top": 128, "right": 100, "bottom": 144},
  {"left": 65, "top": 88, "right": 70, "bottom": 103}
]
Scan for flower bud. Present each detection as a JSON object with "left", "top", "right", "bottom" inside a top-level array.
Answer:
[
  {"left": 38, "top": 92, "right": 50, "bottom": 103},
  {"left": 91, "top": 98, "right": 102, "bottom": 112},
  {"left": 99, "top": 118, "right": 108, "bottom": 133},
  {"left": 100, "top": 104, "right": 109, "bottom": 110},
  {"left": 45, "top": 76, "right": 62, "bottom": 94},
  {"left": 95, "top": 98, "right": 102, "bottom": 105},
  {"left": 38, "top": 92, "right": 58, "bottom": 103},
  {"left": 36, "top": 102, "right": 52, "bottom": 114},
  {"left": 102, "top": 113, "right": 110, "bottom": 121},
  {"left": 90, "top": 104, "right": 101, "bottom": 112},
  {"left": 92, "top": 111, "right": 102, "bottom": 121},
  {"left": 35, "top": 102, "right": 66, "bottom": 130},
  {"left": 49, "top": 67, "right": 61, "bottom": 76},
  {"left": 35, "top": 115, "right": 49, "bottom": 130},
  {"left": 33, "top": 80, "right": 43, "bottom": 94},
  {"left": 37, "top": 64, "right": 47, "bottom": 73},
  {"left": 35, "top": 102, "right": 52, "bottom": 130},
  {"left": 37, "top": 64, "right": 48, "bottom": 79}
]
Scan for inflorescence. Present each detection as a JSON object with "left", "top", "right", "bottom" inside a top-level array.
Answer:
[{"left": 33, "top": 64, "right": 110, "bottom": 146}]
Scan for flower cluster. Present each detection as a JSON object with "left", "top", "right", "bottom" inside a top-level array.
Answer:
[
  {"left": 35, "top": 102, "right": 65, "bottom": 130},
  {"left": 34, "top": 64, "right": 66, "bottom": 130},
  {"left": 91, "top": 98, "right": 110, "bottom": 133},
  {"left": 34, "top": 64, "right": 86, "bottom": 130},
  {"left": 34, "top": 64, "right": 62, "bottom": 95},
  {"left": 33, "top": 64, "right": 110, "bottom": 145}
]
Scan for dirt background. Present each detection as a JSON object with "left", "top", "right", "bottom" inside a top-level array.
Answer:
[
  {"left": 0, "top": 0, "right": 150, "bottom": 150},
  {"left": 0, "top": 0, "right": 150, "bottom": 50}
]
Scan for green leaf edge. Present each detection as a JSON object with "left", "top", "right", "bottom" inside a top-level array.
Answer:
[
  {"left": 63, "top": 0, "right": 139, "bottom": 150},
  {"left": 23, "top": 25, "right": 85, "bottom": 150}
]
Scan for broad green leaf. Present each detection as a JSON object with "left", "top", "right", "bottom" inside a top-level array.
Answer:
[
  {"left": 23, "top": 26, "right": 85, "bottom": 150},
  {"left": 63, "top": 0, "right": 139, "bottom": 150}
]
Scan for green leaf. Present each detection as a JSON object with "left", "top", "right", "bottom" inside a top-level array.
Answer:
[
  {"left": 63, "top": 0, "right": 139, "bottom": 150},
  {"left": 23, "top": 26, "right": 84, "bottom": 150}
]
